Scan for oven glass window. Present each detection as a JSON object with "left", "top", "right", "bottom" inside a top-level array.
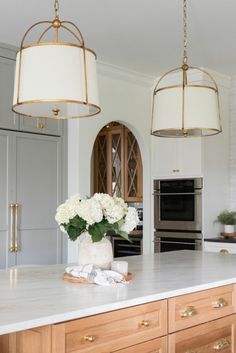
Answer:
[
  {"left": 160, "top": 180, "right": 195, "bottom": 222},
  {"left": 160, "top": 237, "right": 196, "bottom": 252}
]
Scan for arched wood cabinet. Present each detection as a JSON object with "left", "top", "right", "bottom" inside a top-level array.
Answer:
[{"left": 93, "top": 123, "right": 143, "bottom": 202}]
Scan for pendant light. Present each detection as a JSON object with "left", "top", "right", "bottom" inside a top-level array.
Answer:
[
  {"left": 12, "top": 0, "right": 101, "bottom": 119},
  {"left": 151, "top": 0, "right": 221, "bottom": 137}
]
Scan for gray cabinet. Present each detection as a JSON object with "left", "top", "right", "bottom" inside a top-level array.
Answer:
[
  {"left": 0, "top": 130, "right": 65, "bottom": 268},
  {"left": 0, "top": 57, "right": 19, "bottom": 130},
  {"left": 19, "top": 116, "right": 63, "bottom": 136},
  {"left": 0, "top": 43, "right": 63, "bottom": 136}
]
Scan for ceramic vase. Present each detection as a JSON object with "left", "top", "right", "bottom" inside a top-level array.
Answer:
[
  {"left": 224, "top": 225, "right": 235, "bottom": 234},
  {"left": 78, "top": 232, "right": 113, "bottom": 270}
]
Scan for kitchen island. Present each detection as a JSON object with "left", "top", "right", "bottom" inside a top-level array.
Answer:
[{"left": 1, "top": 250, "right": 236, "bottom": 352}]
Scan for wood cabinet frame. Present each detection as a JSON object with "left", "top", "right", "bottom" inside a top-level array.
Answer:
[{"left": 93, "top": 123, "right": 143, "bottom": 202}]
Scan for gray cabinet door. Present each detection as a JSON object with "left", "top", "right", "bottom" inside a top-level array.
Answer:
[
  {"left": 0, "top": 130, "right": 64, "bottom": 268},
  {"left": 0, "top": 57, "right": 19, "bottom": 130},
  {"left": 0, "top": 131, "right": 16, "bottom": 268},
  {"left": 14, "top": 133, "right": 63, "bottom": 265},
  {"left": 19, "top": 116, "right": 63, "bottom": 136}
]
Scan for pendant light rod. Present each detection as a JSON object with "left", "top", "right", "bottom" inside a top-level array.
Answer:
[
  {"left": 183, "top": 0, "right": 188, "bottom": 66},
  {"left": 54, "top": 0, "right": 60, "bottom": 19}
]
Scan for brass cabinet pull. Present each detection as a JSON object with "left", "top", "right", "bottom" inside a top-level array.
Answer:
[
  {"left": 220, "top": 249, "right": 229, "bottom": 254},
  {"left": 84, "top": 335, "right": 96, "bottom": 343},
  {"left": 37, "top": 123, "right": 45, "bottom": 129},
  {"left": 212, "top": 298, "right": 228, "bottom": 308},
  {"left": 9, "top": 204, "right": 15, "bottom": 252},
  {"left": 180, "top": 306, "right": 197, "bottom": 318},
  {"left": 14, "top": 204, "right": 19, "bottom": 252},
  {"left": 212, "top": 338, "right": 230, "bottom": 351},
  {"left": 139, "top": 319, "right": 150, "bottom": 327}
]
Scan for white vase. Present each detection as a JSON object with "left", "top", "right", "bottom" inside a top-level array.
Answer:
[
  {"left": 224, "top": 225, "right": 235, "bottom": 234},
  {"left": 78, "top": 232, "right": 113, "bottom": 270}
]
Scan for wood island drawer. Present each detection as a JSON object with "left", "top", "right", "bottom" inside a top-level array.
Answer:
[
  {"left": 52, "top": 300, "right": 167, "bottom": 353},
  {"left": 114, "top": 336, "right": 167, "bottom": 353},
  {"left": 169, "top": 314, "right": 236, "bottom": 353},
  {"left": 168, "top": 285, "right": 235, "bottom": 332}
]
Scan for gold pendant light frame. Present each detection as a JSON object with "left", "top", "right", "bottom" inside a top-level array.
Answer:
[
  {"left": 12, "top": 0, "right": 101, "bottom": 119},
  {"left": 151, "top": 0, "right": 222, "bottom": 138}
]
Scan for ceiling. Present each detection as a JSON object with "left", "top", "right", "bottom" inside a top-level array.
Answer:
[{"left": 1, "top": 0, "right": 236, "bottom": 77}]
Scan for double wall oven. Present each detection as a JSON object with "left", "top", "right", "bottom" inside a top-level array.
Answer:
[{"left": 153, "top": 178, "right": 203, "bottom": 252}]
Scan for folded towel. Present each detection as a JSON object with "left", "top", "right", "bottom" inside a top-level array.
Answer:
[{"left": 65, "top": 264, "right": 129, "bottom": 286}]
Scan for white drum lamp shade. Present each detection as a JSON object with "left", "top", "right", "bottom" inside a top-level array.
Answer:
[
  {"left": 13, "top": 44, "right": 100, "bottom": 119},
  {"left": 12, "top": 1, "right": 101, "bottom": 120},
  {"left": 151, "top": 67, "right": 222, "bottom": 137}
]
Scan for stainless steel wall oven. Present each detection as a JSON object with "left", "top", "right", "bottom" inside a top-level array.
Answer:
[
  {"left": 154, "top": 178, "right": 202, "bottom": 232},
  {"left": 153, "top": 178, "right": 203, "bottom": 252}
]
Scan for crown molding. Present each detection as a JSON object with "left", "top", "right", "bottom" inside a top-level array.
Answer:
[{"left": 97, "top": 60, "right": 155, "bottom": 88}]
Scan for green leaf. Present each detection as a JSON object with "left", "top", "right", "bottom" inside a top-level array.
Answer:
[
  {"left": 116, "top": 230, "right": 132, "bottom": 243},
  {"left": 88, "top": 224, "right": 104, "bottom": 242},
  {"left": 67, "top": 226, "right": 81, "bottom": 241}
]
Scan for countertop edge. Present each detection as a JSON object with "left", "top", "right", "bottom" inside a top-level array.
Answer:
[{"left": 1, "top": 276, "right": 236, "bottom": 336}]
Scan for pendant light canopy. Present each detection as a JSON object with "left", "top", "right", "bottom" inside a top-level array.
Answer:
[
  {"left": 12, "top": 0, "right": 101, "bottom": 119},
  {"left": 151, "top": 0, "right": 221, "bottom": 137}
]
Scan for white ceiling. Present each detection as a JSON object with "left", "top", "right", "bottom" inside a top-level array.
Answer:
[{"left": 1, "top": 0, "right": 236, "bottom": 77}]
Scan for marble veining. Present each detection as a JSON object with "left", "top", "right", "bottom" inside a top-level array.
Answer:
[{"left": 1, "top": 250, "right": 236, "bottom": 335}]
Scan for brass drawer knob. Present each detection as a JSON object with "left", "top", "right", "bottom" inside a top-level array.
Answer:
[
  {"left": 139, "top": 319, "right": 150, "bottom": 327},
  {"left": 212, "top": 338, "right": 230, "bottom": 351},
  {"left": 220, "top": 249, "right": 229, "bottom": 254},
  {"left": 37, "top": 123, "right": 45, "bottom": 129},
  {"left": 180, "top": 306, "right": 197, "bottom": 318},
  {"left": 84, "top": 335, "right": 96, "bottom": 343},
  {"left": 212, "top": 298, "right": 228, "bottom": 308}
]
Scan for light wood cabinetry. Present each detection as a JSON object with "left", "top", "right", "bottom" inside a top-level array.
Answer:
[
  {"left": 3, "top": 284, "right": 236, "bottom": 353},
  {"left": 169, "top": 284, "right": 235, "bottom": 332},
  {"left": 0, "top": 326, "right": 51, "bottom": 353},
  {"left": 114, "top": 337, "right": 167, "bottom": 353},
  {"left": 52, "top": 300, "right": 167, "bottom": 353},
  {"left": 169, "top": 315, "right": 236, "bottom": 353},
  {"left": 93, "top": 123, "right": 142, "bottom": 201}
]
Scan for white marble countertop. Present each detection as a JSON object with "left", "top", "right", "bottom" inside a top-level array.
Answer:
[{"left": 1, "top": 250, "right": 236, "bottom": 335}]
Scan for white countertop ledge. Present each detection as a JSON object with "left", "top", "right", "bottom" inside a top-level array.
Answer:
[{"left": 1, "top": 250, "right": 236, "bottom": 335}]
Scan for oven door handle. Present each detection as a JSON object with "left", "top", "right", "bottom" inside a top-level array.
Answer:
[
  {"left": 153, "top": 192, "right": 202, "bottom": 196},
  {"left": 156, "top": 240, "right": 198, "bottom": 246}
]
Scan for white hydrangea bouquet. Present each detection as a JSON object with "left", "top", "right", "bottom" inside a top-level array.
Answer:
[{"left": 55, "top": 193, "right": 139, "bottom": 242}]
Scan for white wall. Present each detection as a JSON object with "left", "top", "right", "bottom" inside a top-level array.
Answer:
[
  {"left": 67, "top": 62, "right": 153, "bottom": 263},
  {"left": 202, "top": 71, "right": 231, "bottom": 238},
  {"left": 229, "top": 75, "right": 236, "bottom": 210}
]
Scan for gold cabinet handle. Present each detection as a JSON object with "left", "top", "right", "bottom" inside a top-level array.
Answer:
[
  {"left": 212, "top": 338, "right": 230, "bottom": 351},
  {"left": 9, "top": 204, "right": 15, "bottom": 252},
  {"left": 37, "top": 123, "right": 45, "bottom": 129},
  {"left": 84, "top": 335, "right": 96, "bottom": 343},
  {"left": 212, "top": 298, "right": 228, "bottom": 308},
  {"left": 180, "top": 306, "right": 197, "bottom": 318},
  {"left": 139, "top": 320, "right": 150, "bottom": 327},
  {"left": 220, "top": 249, "right": 229, "bottom": 254},
  {"left": 14, "top": 204, "right": 19, "bottom": 252}
]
